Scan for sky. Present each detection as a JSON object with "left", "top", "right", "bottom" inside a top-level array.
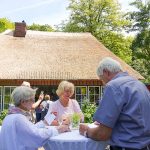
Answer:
[{"left": 0, "top": 0, "right": 137, "bottom": 27}]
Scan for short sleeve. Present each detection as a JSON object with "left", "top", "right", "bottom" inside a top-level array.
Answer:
[
  {"left": 72, "top": 100, "right": 82, "bottom": 113},
  {"left": 94, "top": 85, "right": 124, "bottom": 128},
  {"left": 49, "top": 101, "right": 57, "bottom": 112}
]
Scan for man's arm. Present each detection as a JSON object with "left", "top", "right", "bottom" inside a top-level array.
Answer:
[{"left": 79, "top": 123, "right": 112, "bottom": 141}]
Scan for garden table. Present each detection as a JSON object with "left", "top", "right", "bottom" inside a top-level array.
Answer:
[{"left": 43, "top": 129, "right": 108, "bottom": 150}]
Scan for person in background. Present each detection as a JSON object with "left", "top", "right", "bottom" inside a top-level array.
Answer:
[
  {"left": 79, "top": 57, "right": 150, "bottom": 150},
  {"left": 35, "top": 92, "right": 44, "bottom": 122},
  {"left": 21, "top": 81, "right": 44, "bottom": 123},
  {"left": 0, "top": 86, "right": 70, "bottom": 150},
  {"left": 21, "top": 81, "right": 44, "bottom": 110},
  {"left": 49, "top": 80, "right": 84, "bottom": 126},
  {"left": 41, "top": 94, "right": 53, "bottom": 120}
]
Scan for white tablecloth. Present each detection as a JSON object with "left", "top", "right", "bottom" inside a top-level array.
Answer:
[{"left": 44, "top": 130, "right": 108, "bottom": 150}]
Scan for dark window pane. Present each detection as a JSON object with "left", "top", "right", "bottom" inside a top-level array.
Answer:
[
  {"left": 76, "top": 87, "right": 81, "bottom": 94},
  {"left": 76, "top": 95, "right": 81, "bottom": 102},
  {"left": 89, "top": 95, "right": 94, "bottom": 103},
  {"left": 11, "top": 87, "right": 16, "bottom": 93},
  {"left": 5, "top": 87, "right": 10, "bottom": 95},
  {"left": 89, "top": 87, "right": 94, "bottom": 94},
  {"left": 95, "top": 87, "right": 99, "bottom": 94},
  {"left": 95, "top": 95, "right": 100, "bottom": 103}
]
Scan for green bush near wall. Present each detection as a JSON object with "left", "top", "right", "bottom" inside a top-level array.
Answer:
[
  {"left": 82, "top": 100, "right": 97, "bottom": 123},
  {"left": 0, "top": 109, "right": 8, "bottom": 125}
]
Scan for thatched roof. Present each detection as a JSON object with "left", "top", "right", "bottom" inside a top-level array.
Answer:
[{"left": 0, "top": 30, "right": 143, "bottom": 80}]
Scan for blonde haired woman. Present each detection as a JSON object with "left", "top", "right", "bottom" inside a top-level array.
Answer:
[{"left": 49, "top": 81, "right": 84, "bottom": 125}]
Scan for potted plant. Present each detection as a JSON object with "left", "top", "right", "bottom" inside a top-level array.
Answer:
[{"left": 70, "top": 113, "right": 80, "bottom": 129}]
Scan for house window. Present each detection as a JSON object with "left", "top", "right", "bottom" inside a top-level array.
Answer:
[
  {"left": 75, "top": 86, "right": 87, "bottom": 106},
  {"left": 3, "top": 86, "right": 16, "bottom": 109},
  {"left": 0, "top": 87, "right": 2, "bottom": 111},
  {"left": 88, "top": 86, "right": 102, "bottom": 104},
  {"left": 75, "top": 86, "right": 103, "bottom": 106}
]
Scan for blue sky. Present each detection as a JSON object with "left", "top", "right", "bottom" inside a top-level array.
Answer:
[{"left": 0, "top": 0, "right": 136, "bottom": 27}]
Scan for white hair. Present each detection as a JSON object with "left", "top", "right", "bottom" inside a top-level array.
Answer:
[
  {"left": 11, "top": 86, "right": 36, "bottom": 106},
  {"left": 97, "top": 57, "right": 123, "bottom": 76},
  {"left": 21, "top": 81, "right": 30, "bottom": 87}
]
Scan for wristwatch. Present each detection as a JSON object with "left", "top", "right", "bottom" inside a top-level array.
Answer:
[{"left": 84, "top": 130, "right": 88, "bottom": 138}]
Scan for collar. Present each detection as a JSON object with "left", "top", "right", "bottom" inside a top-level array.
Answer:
[{"left": 111, "top": 72, "right": 129, "bottom": 81}]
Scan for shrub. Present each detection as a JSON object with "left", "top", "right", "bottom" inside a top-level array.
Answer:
[
  {"left": 0, "top": 109, "right": 8, "bottom": 125},
  {"left": 81, "top": 100, "right": 97, "bottom": 123}
]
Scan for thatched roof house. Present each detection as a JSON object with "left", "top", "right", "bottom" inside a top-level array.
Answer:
[{"left": 0, "top": 22, "right": 144, "bottom": 110}]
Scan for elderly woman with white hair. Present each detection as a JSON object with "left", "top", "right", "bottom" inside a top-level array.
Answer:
[
  {"left": 79, "top": 57, "right": 150, "bottom": 150},
  {"left": 49, "top": 80, "right": 84, "bottom": 125},
  {"left": 0, "top": 86, "right": 70, "bottom": 150}
]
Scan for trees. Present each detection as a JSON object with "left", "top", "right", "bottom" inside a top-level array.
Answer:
[
  {"left": 28, "top": 23, "right": 54, "bottom": 32},
  {"left": 0, "top": 19, "right": 55, "bottom": 33},
  {"left": 129, "top": 0, "right": 150, "bottom": 82},
  {"left": 57, "top": 0, "right": 133, "bottom": 64},
  {"left": 60, "top": 0, "right": 130, "bottom": 33},
  {"left": 0, "top": 18, "right": 14, "bottom": 33}
]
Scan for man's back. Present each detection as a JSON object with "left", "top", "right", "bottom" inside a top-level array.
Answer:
[{"left": 94, "top": 72, "right": 150, "bottom": 148}]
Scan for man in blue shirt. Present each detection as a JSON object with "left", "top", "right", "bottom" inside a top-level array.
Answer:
[{"left": 79, "top": 57, "right": 150, "bottom": 150}]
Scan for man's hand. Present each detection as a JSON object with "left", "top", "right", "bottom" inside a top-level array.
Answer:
[{"left": 79, "top": 124, "right": 89, "bottom": 136}]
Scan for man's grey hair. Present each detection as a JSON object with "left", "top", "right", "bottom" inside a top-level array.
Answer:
[
  {"left": 97, "top": 57, "right": 123, "bottom": 76},
  {"left": 11, "top": 86, "right": 36, "bottom": 106}
]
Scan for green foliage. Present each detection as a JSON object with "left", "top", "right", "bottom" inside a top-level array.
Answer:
[
  {"left": 81, "top": 100, "right": 97, "bottom": 123},
  {"left": 131, "top": 59, "right": 150, "bottom": 83},
  {"left": 28, "top": 23, "right": 55, "bottom": 32},
  {"left": 72, "top": 113, "right": 80, "bottom": 122},
  {"left": 56, "top": 0, "right": 133, "bottom": 64},
  {"left": 62, "top": 0, "right": 131, "bottom": 33},
  {"left": 0, "top": 109, "right": 8, "bottom": 125},
  {"left": 97, "top": 30, "right": 133, "bottom": 64},
  {"left": 129, "top": 0, "right": 150, "bottom": 82},
  {"left": 129, "top": 0, "right": 150, "bottom": 31},
  {"left": 71, "top": 113, "right": 80, "bottom": 128},
  {"left": 0, "top": 18, "right": 14, "bottom": 33}
]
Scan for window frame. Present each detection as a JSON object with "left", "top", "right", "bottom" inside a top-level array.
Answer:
[
  {"left": 88, "top": 86, "right": 101, "bottom": 104},
  {"left": 3, "top": 86, "right": 16, "bottom": 109},
  {"left": 0, "top": 86, "right": 2, "bottom": 112},
  {"left": 75, "top": 86, "right": 87, "bottom": 106}
]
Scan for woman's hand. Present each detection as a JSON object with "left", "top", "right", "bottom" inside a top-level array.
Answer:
[
  {"left": 56, "top": 125, "right": 71, "bottom": 133},
  {"left": 61, "top": 115, "right": 70, "bottom": 125},
  {"left": 51, "top": 120, "right": 59, "bottom": 126}
]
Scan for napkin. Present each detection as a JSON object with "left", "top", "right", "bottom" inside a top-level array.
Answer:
[{"left": 44, "top": 113, "right": 56, "bottom": 125}]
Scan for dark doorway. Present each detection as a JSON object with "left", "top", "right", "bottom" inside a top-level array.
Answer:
[{"left": 33, "top": 85, "right": 59, "bottom": 102}]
